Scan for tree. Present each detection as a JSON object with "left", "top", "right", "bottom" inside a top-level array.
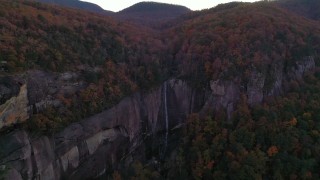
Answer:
[{"left": 267, "top": 146, "right": 278, "bottom": 157}]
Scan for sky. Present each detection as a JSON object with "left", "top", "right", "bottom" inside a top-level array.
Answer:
[{"left": 81, "top": 0, "right": 259, "bottom": 12}]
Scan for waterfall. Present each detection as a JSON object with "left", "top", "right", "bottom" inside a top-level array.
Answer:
[
  {"left": 159, "top": 81, "right": 169, "bottom": 159},
  {"left": 164, "top": 81, "right": 169, "bottom": 151}
]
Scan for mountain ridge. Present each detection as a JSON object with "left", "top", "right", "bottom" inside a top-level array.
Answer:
[
  {"left": 115, "top": 1, "right": 192, "bottom": 27},
  {"left": 1, "top": 0, "right": 320, "bottom": 179},
  {"left": 119, "top": 1, "right": 191, "bottom": 13},
  {"left": 275, "top": 0, "right": 320, "bottom": 20},
  {"left": 35, "top": 0, "right": 113, "bottom": 15},
  {"left": 35, "top": 0, "right": 193, "bottom": 27}
]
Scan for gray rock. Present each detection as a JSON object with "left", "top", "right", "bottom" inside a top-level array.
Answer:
[
  {"left": 247, "top": 70, "right": 265, "bottom": 105},
  {"left": 1, "top": 56, "right": 316, "bottom": 180},
  {"left": 0, "top": 84, "right": 29, "bottom": 129},
  {"left": 210, "top": 80, "right": 225, "bottom": 96},
  {"left": 201, "top": 80, "right": 239, "bottom": 119},
  {"left": 0, "top": 130, "right": 33, "bottom": 179},
  {"left": 4, "top": 168, "right": 23, "bottom": 180},
  {"left": 290, "top": 56, "right": 316, "bottom": 80},
  {"left": 31, "top": 137, "right": 56, "bottom": 180}
]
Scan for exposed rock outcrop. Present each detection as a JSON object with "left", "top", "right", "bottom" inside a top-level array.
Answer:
[
  {"left": 247, "top": 70, "right": 266, "bottom": 105},
  {"left": 0, "top": 70, "right": 86, "bottom": 129},
  {"left": 27, "top": 70, "right": 85, "bottom": 113},
  {"left": 201, "top": 56, "right": 316, "bottom": 118},
  {"left": 265, "top": 61, "right": 284, "bottom": 96},
  {"left": 0, "top": 84, "right": 29, "bottom": 129},
  {"left": 0, "top": 131, "right": 33, "bottom": 179},
  {"left": 210, "top": 80, "right": 225, "bottom": 96},
  {"left": 0, "top": 55, "right": 316, "bottom": 179},
  {"left": 0, "top": 127, "right": 129, "bottom": 180},
  {"left": 202, "top": 80, "right": 240, "bottom": 119},
  {"left": 289, "top": 56, "right": 316, "bottom": 80},
  {"left": 0, "top": 78, "right": 203, "bottom": 179}
]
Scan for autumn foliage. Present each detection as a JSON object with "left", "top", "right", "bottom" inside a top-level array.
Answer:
[
  {"left": 166, "top": 2, "right": 320, "bottom": 87},
  {"left": 1, "top": 0, "right": 320, "bottom": 178},
  {"left": 160, "top": 69, "right": 320, "bottom": 179}
]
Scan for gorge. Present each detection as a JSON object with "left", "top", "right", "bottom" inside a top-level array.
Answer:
[
  {"left": 0, "top": 54, "right": 316, "bottom": 179},
  {"left": 1, "top": 0, "right": 320, "bottom": 179}
]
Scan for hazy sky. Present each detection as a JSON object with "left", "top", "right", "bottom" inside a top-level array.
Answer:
[{"left": 81, "top": 0, "right": 259, "bottom": 12}]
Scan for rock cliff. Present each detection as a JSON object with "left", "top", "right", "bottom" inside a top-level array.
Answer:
[
  {"left": 0, "top": 84, "right": 29, "bottom": 129},
  {"left": 0, "top": 78, "right": 205, "bottom": 179},
  {"left": 201, "top": 56, "right": 316, "bottom": 118},
  {"left": 0, "top": 56, "right": 316, "bottom": 179}
]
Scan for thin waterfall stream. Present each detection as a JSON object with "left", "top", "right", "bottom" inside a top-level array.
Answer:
[
  {"left": 159, "top": 81, "right": 169, "bottom": 159},
  {"left": 164, "top": 81, "right": 168, "bottom": 152}
]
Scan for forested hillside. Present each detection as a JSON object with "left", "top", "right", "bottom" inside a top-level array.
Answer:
[
  {"left": 163, "top": 74, "right": 320, "bottom": 179},
  {"left": 166, "top": 2, "right": 320, "bottom": 86},
  {"left": 35, "top": 0, "right": 113, "bottom": 15},
  {"left": 0, "top": 0, "right": 168, "bottom": 133},
  {"left": 117, "top": 2, "right": 320, "bottom": 179},
  {"left": 1, "top": 0, "right": 320, "bottom": 179},
  {"left": 0, "top": 1, "right": 165, "bottom": 73},
  {"left": 115, "top": 2, "right": 191, "bottom": 27},
  {"left": 276, "top": 0, "right": 320, "bottom": 20}
]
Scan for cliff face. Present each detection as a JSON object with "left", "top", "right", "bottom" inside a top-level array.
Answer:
[
  {"left": 0, "top": 70, "right": 84, "bottom": 130},
  {"left": 0, "top": 84, "right": 29, "bottom": 129},
  {"left": 0, "top": 56, "right": 316, "bottom": 179},
  {"left": 201, "top": 56, "right": 316, "bottom": 118},
  {"left": 0, "top": 78, "right": 205, "bottom": 179}
]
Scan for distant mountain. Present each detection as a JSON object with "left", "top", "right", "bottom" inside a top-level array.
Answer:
[
  {"left": 2, "top": 0, "right": 320, "bottom": 180},
  {"left": 35, "top": 0, "right": 113, "bottom": 15},
  {"left": 162, "top": 2, "right": 246, "bottom": 28},
  {"left": 119, "top": 1, "right": 190, "bottom": 14},
  {"left": 276, "top": 0, "right": 320, "bottom": 20},
  {"left": 115, "top": 2, "right": 192, "bottom": 26}
]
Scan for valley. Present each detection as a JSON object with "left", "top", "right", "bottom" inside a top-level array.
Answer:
[{"left": 0, "top": 0, "right": 320, "bottom": 179}]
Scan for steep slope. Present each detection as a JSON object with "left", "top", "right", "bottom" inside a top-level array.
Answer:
[
  {"left": 276, "top": 0, "right": 320, "bottom": 20},
  {"left": 115, "top": 2, "right": 191, "bottom": 27},
  {"left": 0, "top": 0, "right": 166, "bottom": 76},
  {"left": 35, "top": 0, "right": 113, "bottom": 15},
  {"left": 156, "top": 2, "right": 320, "bottom": 179},
  {"left": 0, "top": 0, "right": 169, "bottom": 131},
  {"left": 167, "top": 2, "right": 320, "bottom": 89},
  {"left": 1, "top": 0, "right": 320, "bottom": 179},
  {"left": 0, "top": 79, "right": 202, "bottom": 179}
]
